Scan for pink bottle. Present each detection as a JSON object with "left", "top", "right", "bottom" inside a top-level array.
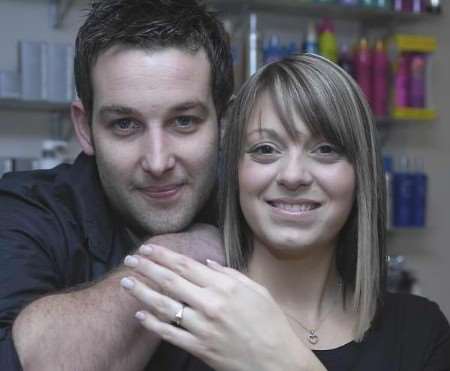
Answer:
[
  {"left": 372, "top": 39, "right": 390, "bottom": 117},
  {"left": 394, "top": 53, "right": 410, "bottom": 108},
  {"left": 354, "top": 37, "right": 372, "bottom": 105}
]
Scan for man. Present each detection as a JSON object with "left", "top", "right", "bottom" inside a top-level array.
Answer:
[{"left": 0, "top": 0, "right": 233, "bottom": 369}]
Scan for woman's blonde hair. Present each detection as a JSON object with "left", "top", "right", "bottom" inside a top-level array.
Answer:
[{"left": 220, "top": 54, "right": 386, "bottom": 341}]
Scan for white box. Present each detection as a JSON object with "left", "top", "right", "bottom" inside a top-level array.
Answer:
[
  {"left": 0, "top": 70, "right": 20, "bottom": 99},
  {"left": 47, "top": 43, "right": 74, "bottom": 102},
  {"left": 18, "top": 40, "right": 48, "bottom": 101}
]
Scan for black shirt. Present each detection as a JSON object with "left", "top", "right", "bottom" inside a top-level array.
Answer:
[{"left": 146, "top": 293, "right": 450, "bottom": 371}]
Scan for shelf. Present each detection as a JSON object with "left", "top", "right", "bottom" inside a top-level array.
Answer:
[
  {"left": 49, "top": 0, "right": 75, "bottom": 29},
  {"left": 0, "top": 98, "right": 69, "bottom": 113},
  {"left": 209, "top": 0, "right": 438, "bottom": 23}
]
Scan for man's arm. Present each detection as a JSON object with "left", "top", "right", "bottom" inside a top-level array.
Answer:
[{"left": 10, "top": 224, "right": 223, "bottom": 371}]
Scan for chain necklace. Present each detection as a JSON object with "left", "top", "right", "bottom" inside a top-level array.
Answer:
[{"left": 283, "top": 279, "right": 343, "bottom": 346}]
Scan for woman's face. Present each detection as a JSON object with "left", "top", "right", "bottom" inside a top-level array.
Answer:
[{"left": 238, "top": 92, "right": 356, "bottom": 258}]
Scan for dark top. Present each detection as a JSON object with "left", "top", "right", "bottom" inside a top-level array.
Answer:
[
  {"left": 146, "top": 292, "right": 450, "bottom": 371},
  {"left": 1, "top": 154, "right": 449, "bottom": 370},
  {"left": 0, "top": 153, "right": 213, "bottom": 370}
]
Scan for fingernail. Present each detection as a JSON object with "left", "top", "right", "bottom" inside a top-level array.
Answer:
[
  {"left": 139, "top": 245, "right": 153, "bottom": 255},
  {"left": 120, "top": 277, "right": 135, "bottom": 289},
  {"left": 124, "top": 255, "right": 139, "bottom": 267},
  {"left": 135, "top": 311, "right": 146, "bottom": 321}
]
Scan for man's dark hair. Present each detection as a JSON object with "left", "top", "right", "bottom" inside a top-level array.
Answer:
[{"left": 74, "top": 0, "right": 234, "bottom": 121}]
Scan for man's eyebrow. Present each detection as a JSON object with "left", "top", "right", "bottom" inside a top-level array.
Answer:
[
  {"left": 170, "top": 101, "right": 209, "bottom": 115},
  {"left": 98, "top": 105, "right": 137, "bottom": 117}
]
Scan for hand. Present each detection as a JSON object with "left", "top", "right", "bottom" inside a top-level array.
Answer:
[
  {"left": 120, "top": 244, "right": 324, "bottom": 371},
  {"left": 143, "top": 223, "right": 225, "bottom": 265}
]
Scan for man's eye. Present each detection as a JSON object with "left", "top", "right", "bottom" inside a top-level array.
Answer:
[
  {"left": 175, "top": 116, "right": 197, "bottom": 130},
  {"left": 112, "top": 119, "right": 139, "bottom": 132}
]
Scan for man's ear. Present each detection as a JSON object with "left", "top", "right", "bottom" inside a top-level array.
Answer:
[{"left": 71, "top": 100, "right": 95, "bottom": 156}]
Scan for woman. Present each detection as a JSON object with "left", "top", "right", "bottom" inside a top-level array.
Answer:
[{"left": 120, "top": 54, "right": 450, "bottom": 370}]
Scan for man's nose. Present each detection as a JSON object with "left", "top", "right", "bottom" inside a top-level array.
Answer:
[{"left": 140, "top": 128, "right": 175, "bottom": 177}]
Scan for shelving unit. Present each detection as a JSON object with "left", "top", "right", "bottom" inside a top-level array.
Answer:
[
  {"left": 0, "top": 98, "right": 69, "bottom": 113},
  {"left": 209, "top": 0, "right": 436, "bottom": 23}
]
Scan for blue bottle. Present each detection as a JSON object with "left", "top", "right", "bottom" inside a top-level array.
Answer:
[
  {"left": 383, "top": 156, "right": 394, "bottom": 230},
  {"left": 302, "top": 21, "right": 319, "bottom": 55},
  {"left": 393, "top": 156, "right": 414, "bottom": 228},
  {"left": 263, "top": 35, "right": 283, "bottom": 65},
  {"left": 411, "top": 157, "right": 427, "bottom": 227}
]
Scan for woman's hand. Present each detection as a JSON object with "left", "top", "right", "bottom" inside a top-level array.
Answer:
[{"left": 120, "top": 244, "right": 325, "bottom": 371}]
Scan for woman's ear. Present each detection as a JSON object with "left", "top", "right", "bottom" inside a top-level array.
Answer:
[{"left": 71, "top": 100, "right": 95, "bottom": 156}]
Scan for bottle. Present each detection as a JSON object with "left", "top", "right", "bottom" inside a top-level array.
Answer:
[
  {"left": 338, "top": 42, "right": 354, "bottom": 77},
  {"left": 318, "top": 18, "right": 338, "bottom": 63},
  {"left": 34, "top": 140, "right": 68, "bottom": 170},
  {"left": 393, "top": 156, "right": 415, "bottom": 227},
  {"left": 393, "top": 0, "right": 412, "bottom": 11},
  {"left": 302, "top": 21, "right": 319, "bottom": 55},
  {"left": 374, "top": 0, "right": 391, "bottom": 8},
  {"left": 411, "top": 157, "right": 427, "bottom": 227},
  {"left": 354, "top": 37, "right": 372, "bottom": 105},
  {"left": 360, "top": 0, "right": 375, "bottom": 6},
  {"left": 425, "top": 0, "right": 441, "bottom": 14},
  {"left": 372, "top": 39, "right": 389, "bottom": 117},
  {"left": 284, "top": 41, "right": 299, "bottom": 58},
  {"left": 339, "top": 0, "right": 358, "bottom": 5},
  {"left": 409, "top": 53, "right": 426, "bottom": 108},
  {"left": 263, "top": 35, "right": 283, "bottom": 65},
  {"left": 223, "top": 19, "right": 245, "bottom": 88},
  {"left": 412, "top": 0, "right": 424, "bottom": 12},
  {"left": 384, "top": 156, "right": 394, "bottom": 230},
  {"left": 394, "top": 53, "right": 409, "bottom": 108}
]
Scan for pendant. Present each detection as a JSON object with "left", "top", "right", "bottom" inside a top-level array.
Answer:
[{"left": 307, "top": 330, "right": 319, "bottom": 345}]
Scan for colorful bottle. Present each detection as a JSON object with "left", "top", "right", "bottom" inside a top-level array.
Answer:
[
  {"left": 372, "top": 39, "right": 390, "bottom": 117},
  {"left": 412, "top": 0, "right": 424, "bottom": 12},
  {"left": 411, "top": 157, "right": 427, "bottom": 227},
  {"left": 409, "top": 53, "right": 426, "bottom": 108},
  {"left": 394, "top": 53, "right": 409, "bottom": 108},
  {"left": 384, "top": 156, "right": 394, "bottom": 230},
  {"left": 374, "top": 0, "right": 391, "bottom": 8},
  {"left": 393, "top": 156, "right": 415, "bottom": 228},
  {"left": 360, "top": 0, "right": 375, "bottom": 6},
  {"left": 263, "top": 35, "right": 283, "bottom": 65},
  {"left": 393, "top": 0, "right": 412, "bottom": 11},
  {"left": 425, "top": 0, "right": 441, "bottom": 14},
  {"left": 302, "top": 21, "right": 319, "bottom": 55},
  {"left": 338, "top": 43, "right": 354, "bottom": 77},
  {"left": 318, "top": 18, "right": 338, "bottom": 63},
  {"left": 354, "top": 37, "right": 372, "bottom": 105}
]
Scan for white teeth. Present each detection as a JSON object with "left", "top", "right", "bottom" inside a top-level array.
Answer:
[{"left": 271, "top": 202, "right": 316, "bottom": 212}]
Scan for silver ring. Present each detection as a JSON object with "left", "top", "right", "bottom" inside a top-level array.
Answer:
[{"left": 174, "top": 304, "right": 185, "bottom": 327}]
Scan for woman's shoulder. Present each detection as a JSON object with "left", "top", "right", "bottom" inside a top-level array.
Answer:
[
  {"left": 381, "top": 292, "right": 447, "bottom": 325},
  {"left": 353, "top": 292, "right": 450, "bottom": 370},
  {"left": 378, "top": 292, "right": 450, "bottom": 364}
]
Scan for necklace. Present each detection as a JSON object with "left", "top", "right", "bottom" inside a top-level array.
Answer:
[{"left": 283, "top": 279, "right": 342, "bottom": 346}]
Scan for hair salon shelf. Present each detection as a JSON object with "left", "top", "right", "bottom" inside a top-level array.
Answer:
[
  {"left": 209, "top": 0, "right": 439, "bottom": 23},
  {"left": 0, "top": 98, "right": 69, "bottom": 113}
]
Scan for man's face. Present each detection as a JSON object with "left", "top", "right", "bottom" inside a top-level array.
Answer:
[{"left": 79, "top": 47, "right": 218, "bottom": 235}]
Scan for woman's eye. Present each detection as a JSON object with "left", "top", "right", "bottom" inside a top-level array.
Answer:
[
  {"left": 254, "top": 144, "right": 276, "bottom": 155},
  {"left": 315, "top": 143, "right": 340, "bottom": 155},
  {"left": 246, "top": 143, "right": 280, "bottom": 162}
]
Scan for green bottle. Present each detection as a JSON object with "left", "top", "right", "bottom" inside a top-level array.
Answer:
[{"left": 318, "top": 18, "right": 338, "bottom": 63}]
